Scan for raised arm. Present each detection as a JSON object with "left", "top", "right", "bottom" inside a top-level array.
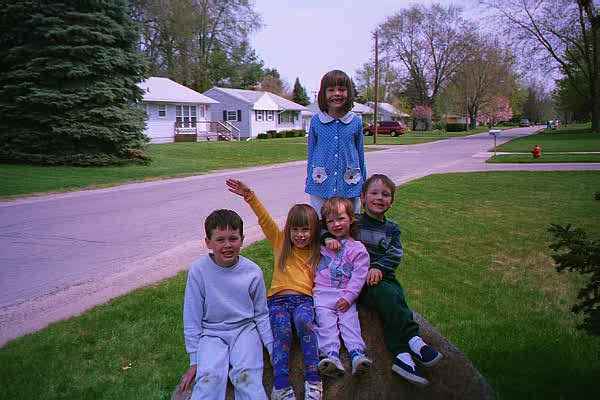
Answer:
[{"left": 226, "top": 179, "right": 281, "bottom": 244}]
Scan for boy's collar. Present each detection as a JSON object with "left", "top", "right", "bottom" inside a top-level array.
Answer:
[
  {"left": 317, "top": 111, "right": 354, "bottom": 124},
  {"left": 364, "top": 210, "right": 386, "bottom": 222}
]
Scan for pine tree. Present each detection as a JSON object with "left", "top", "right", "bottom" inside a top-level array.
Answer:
[
  {"left": 0, "top": 0, "right": 148, "bottom": 165},
  {"left": 292, "top": 77, "right": 310, "bottom": 106}
]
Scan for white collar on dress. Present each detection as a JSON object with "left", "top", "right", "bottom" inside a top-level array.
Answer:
[{"left": 317, "top": 111, "right": 355, "bottom": 124}]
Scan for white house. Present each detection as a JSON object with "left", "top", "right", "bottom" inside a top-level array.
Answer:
[
  {"left": 301, "top": 102, "right": 374, "bottom": 131},
  {"left": 202, "top": 87, "right": 307, "bottom": 139},
  {"left": 366, "top": 102, "right": 410, "bottom": 122},
  {"left": 138, "top": 77, "right": 219, "bottom": 143}
]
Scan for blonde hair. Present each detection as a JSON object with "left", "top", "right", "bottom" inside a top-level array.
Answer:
[
  {"left": 320, "top": 197, "right": 359, "bottom": 240},
  {"left": 278, "top": 204, "right": 321, "bottom": 271}
]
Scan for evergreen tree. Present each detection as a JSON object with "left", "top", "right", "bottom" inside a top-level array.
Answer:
[
  {"left": 292, "top": 77, "right": 310, "bottom": 106},
  {"left": 0, "top": 0, "right": 148, "bottom": 165}
]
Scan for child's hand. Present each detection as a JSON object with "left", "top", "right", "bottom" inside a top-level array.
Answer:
[
  {"left": 336, "top": 298, "right": 350, "bottom": 312},
  {"left": 325, "top": 238, "right": 341, "bottom": 251},
  {"left": 226, "top": 179, "right": 252, "bottom": 200},
  {"left": 178, "top": 364, "right": 197, "bottom": 393},
  {"left": 367, "top": 268, "right": 383, "bottom": 286}
]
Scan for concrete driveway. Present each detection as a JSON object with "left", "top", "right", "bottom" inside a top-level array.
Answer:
[{"left": 1, "top": 126, "right": 599, "bottom": 346}]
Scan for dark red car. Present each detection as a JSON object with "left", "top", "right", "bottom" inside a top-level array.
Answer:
[{"left": 364, "top": 121, "right": 407, "bottom": 136}]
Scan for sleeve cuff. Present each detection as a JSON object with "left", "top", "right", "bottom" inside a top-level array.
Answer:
[{"left": 189, "top": 352, "right": 197, "bottom": 366}]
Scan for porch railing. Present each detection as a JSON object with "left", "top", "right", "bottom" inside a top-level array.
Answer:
[{"left": 173, "top": 121, "right": 241, "bottom": 141}]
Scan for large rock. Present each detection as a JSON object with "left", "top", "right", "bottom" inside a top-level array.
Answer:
[{"left": 172, "top": 306, "right": 494, "bottom": 400}]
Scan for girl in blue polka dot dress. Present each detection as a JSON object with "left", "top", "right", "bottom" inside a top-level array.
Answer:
[{"left": 305, "top": 70, "right": 366, "bottom": 216}]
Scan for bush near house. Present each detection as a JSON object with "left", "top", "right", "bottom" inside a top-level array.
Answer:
[
  {"left": 257, "top": 129, "right": 306, "bottom": 139},
  {"left": 446, "top": 123, "right": 468, "bottom": 132}
]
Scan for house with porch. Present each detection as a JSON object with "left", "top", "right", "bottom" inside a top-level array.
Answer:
[
  {"left": 138, "top": 77, "right": 228, "bottom": 143},
  {"left": 202, "top": 87, "right": 307, "bottom": 139},
  {"left": 301, "top": 102, "right": 374, "bottom": 131},
  {"left": 366, "top": 102, "right": 410, "bottom": 122}
]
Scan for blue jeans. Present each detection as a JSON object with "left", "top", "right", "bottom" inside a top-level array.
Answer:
[{"left": 268, "top": 294, "right": 320, "bottom": 389}]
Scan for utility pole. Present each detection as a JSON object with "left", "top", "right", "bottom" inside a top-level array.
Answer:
[{"left": 373, "top": 30, "right": 379, "bottom": 145}]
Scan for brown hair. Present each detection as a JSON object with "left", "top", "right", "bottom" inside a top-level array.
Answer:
[
  {"left": 205, "top": 209, "right": 243, "bottom": 238},
  {"left": 320, "top": 197, "right": 359, "bottom": 240},
  {"left": 317, "top": 70, "right": 354, "bottom": 114},
  {"left": 278, "top": 204, "right": 321, "bottom": 271},
  {"left": 362, "top": 174, "right": 396, "bottom": 202}
]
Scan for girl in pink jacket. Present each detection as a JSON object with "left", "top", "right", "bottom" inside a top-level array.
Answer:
[{"left": 314, "top": 197, "right": 372, "bottom": 377}]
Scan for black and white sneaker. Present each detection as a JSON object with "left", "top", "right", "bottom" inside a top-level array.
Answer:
[
  {"left": 392, "top": 355, "right": 429, "bottom": 386},
  {"left": 408, "top": 337, "right": 443, "bottom": 367}
]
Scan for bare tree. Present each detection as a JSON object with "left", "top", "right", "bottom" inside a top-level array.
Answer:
[
  {"left": 130, "top": 0, "right": 262, "bottom": 91},
  {"left": 483, "top": 0, "right": 600, "bottom": 132},
  {"left": 378, "top": 3, "right": 474, "bottom": 107},
  {"left": 354, "top": 61, "right": 401, "bottom": 103},
  {"left": 446, "top": 35, "right": 515, "bottom": 128}
]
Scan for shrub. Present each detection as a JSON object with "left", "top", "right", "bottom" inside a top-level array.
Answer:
[
  {"left": 433, "top": 121, "right": 446, "bottom": 131},
  {"left": 275, "top": 132, "right": 285, "bottom": 138},
  {"left": 266, "top": 130, "right": 277, "bottom": 138},
  {"left": 257, "top": 133, "right": 268, "bottom": 139},
  {"left": 446, "top": 123, "right": 468, "bottom": 132},
  {"left": 285, "top": 130, "right": 296, "bottom": 138},
  {"left": 548, "top": 224, "right": 600, "bottom": 336}
]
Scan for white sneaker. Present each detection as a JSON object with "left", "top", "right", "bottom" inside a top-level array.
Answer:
[
  {"left": 272, "top": 386, "right": 296, "bottom": 400},
  {"left": 304, "top": 380, "right": 323, "bottom": 400},
  {"left": 318, "top": 355, "right": 345, "bottom": 377},
  {"left": 351, "top": 354, "right": 373, "bottom": 375}
]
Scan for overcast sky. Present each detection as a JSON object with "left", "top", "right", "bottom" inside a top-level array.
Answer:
[{"left": 250, "top": 0, "right": 480, "bottom": 100}]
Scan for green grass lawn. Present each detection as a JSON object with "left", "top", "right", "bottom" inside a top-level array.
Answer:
[
  {"left": 495, "top": 123, "right": 599, "bottom": 153},
  {"left": 1, "top": 171, "right": 599, "bottom": 399},
  {"left": 0, "top": 137, "right": 386, "bottom": 198},
  {"left": 489, "top": 153, "right": 600, "bottom": 163},
  {"left": 0, "top": 139, "right": 309, "bottom": 198}
]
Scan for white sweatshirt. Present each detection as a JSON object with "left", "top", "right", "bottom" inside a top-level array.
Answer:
[{"left": 183, "top": 255, "right": 273, "bottom": 365}]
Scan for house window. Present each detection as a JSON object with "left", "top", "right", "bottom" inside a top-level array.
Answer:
[
  {"left": 266, "top": 111, "right": 274, "bottom": 121},
  {"left": 176, "top": 105, "right": 197, "bottom": 128},
  {"left": 278, "top": 111, "right": 296, "bottom": 124},
  {"left": 255, "top": 110, "right": 264, "bottom": 121},
  {"left": 158, "top": 104, "right": 166, "bottom": 118},
  {"left": 226, "top": 110, "right": 237, "bottom": 121}
]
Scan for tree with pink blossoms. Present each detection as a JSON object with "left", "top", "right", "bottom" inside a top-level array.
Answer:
[
  {"left": 478, "top": 96, "right": 513, "bottom": 126},
  {"left": 412, "top": 104, "right": 433, "bottom": 131}
]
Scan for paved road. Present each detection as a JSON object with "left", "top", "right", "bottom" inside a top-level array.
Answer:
[{"left": 1, "top": 126, "right": 599, "bottom": 345}]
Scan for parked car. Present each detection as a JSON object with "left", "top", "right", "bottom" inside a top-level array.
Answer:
[
  {"left": 519, "top": 118, "right": 531, "bottom": 127},
  {"left": 364, "top": 120, "right": 407, "bottom": 136}
]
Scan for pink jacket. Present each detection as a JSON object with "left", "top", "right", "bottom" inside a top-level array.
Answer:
[{"left": 313, "top": 238, "right": 370, "bottom": 309}]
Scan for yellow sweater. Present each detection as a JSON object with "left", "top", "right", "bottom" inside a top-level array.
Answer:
[{"left": 246, "top": 193, "right": 315, "bottom": 298}]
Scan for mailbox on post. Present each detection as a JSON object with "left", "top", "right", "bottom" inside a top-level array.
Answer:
[{"left": 489, "top": 129, "right": 501, "bottom": 156}]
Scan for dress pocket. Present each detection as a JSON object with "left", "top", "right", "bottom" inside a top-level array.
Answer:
[
  {"left": 312, "top": 166, "right": 328, "bottom": 184},
  {"left": 343, "top": 167, "right": 362, "bottom": 185}
]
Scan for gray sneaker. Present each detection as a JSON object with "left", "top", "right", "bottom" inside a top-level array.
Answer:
[
  {"left": 272, "top": 386, "right": 296, "bottom": 400},
  {"left": 304, "top": 381, "right": 323, "bottom": 400},
  {"left": 351, "top": 354, "right": 373, "bottom": 375},
  {"left": 318, "top": 355, "right": 345, "bottom": 377}
]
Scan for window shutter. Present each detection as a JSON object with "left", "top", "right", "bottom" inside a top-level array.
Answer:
[
  {"left": 223, "top": 110, "right": 226, "bottom": 122},
  {"left": 237, "top": 110, "right": 241, "bottom": 122}
]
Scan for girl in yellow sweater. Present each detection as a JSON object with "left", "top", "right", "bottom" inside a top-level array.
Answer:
[{"left": 226, "top": 179, "right": 323, "bottom": 400}]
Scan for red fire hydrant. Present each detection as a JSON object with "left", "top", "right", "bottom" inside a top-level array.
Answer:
[{"left": 531, "top": 144, "right": 542, "bottom": 159}]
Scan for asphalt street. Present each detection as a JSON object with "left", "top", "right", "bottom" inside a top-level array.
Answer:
[{"left": 1, "top": 126, "right": 599, "bottom": 345}]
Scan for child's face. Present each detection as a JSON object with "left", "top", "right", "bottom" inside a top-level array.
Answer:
[
  {"left": 205, "top": 226, "right": 243, "bottom": 267},
  {"left": 325, "top": 206, "right": 351, "bottom": 239},
  {"left": 325, "top": 85, "right": 348, "bottom": 113},
  {"left": 290, "top": 225, "right": 311, "bottom": 249},
  {"left": 361, "top": 180, "right": 393, "bottom": 217}
]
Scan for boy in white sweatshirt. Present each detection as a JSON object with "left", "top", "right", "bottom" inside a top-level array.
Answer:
[{"left": 178, "top": 209, "right": 273, "bottom": 400}]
